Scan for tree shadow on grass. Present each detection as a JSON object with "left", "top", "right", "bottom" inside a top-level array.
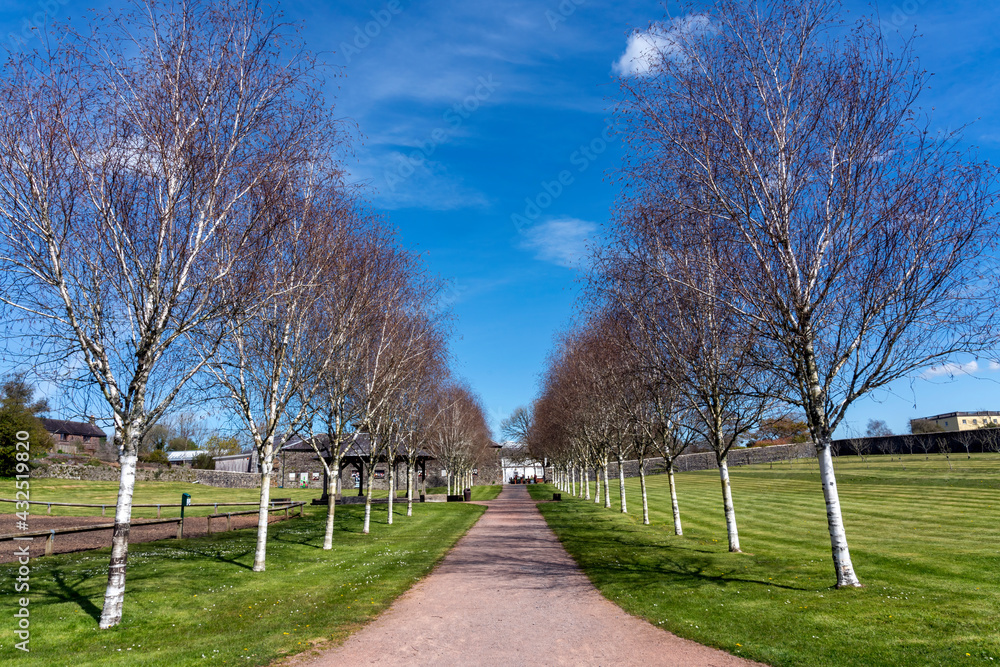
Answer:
[
  {"left": 555, "top": 525, "right": 810, "bottom": 593},
  {"left": 46, "top": 569, "right": 102, "bottom": 622},
  {"left": 167, "top": 543, "right": 255, "bottom": 570}
]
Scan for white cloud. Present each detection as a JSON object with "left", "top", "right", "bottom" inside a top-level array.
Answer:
[
  {"left": 519, "top": 217, "right": 596, "bottom": 268},
  {"left": 612, "top": 15, "right": 714, "bottom": 77},
  {"left": 920, "top": 359, "right": 1000, "bottom": 379}
]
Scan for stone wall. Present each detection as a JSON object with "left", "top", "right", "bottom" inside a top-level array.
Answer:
[{"left": 30, "top": 461, "right": 264, "bottom": 489}]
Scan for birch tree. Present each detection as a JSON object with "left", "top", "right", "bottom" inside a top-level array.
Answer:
[
  {"left": 617, "top": 0, "right": 997, "bottom": 585},
  {"left": 353, "top": 256, "right": 442, "bottom": 533},
  {"left": 601, "top": 202, "right": 775, "bottom": 550},
  {"left": 302, "top": 219, "right": 398, "bottom": 548},
  {"left": 206, "top": 178, "right": 344, "bottom": 572},
  {"left": 0, "top": 0, "right": 330, "bottom": 627}
]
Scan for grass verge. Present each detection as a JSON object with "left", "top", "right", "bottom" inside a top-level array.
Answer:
[
  {"left": 535, "top": 453, "right": 1000, "bottom": 666},
  {"left": 425, "top": 485, "right": 502, "bottom": 501},
  {"left": 0, "top": 497, "right": 484, "bottom": 666}
]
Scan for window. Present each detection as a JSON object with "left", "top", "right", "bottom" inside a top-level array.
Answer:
[{"left": 962, "top": 419, "right": 967, "bottom": 424}]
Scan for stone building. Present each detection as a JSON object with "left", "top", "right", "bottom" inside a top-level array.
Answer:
[
  {"left": 913, "top": 411, "right": 1000, "bottom": 432},
  {"left": 40, "top": 417, "right": 108, "bottom": 455},
  {"left": 277, "top": 433, "right": 438, "bottom": 497}
]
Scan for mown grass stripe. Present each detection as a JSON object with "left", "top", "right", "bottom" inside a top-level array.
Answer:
[{"left": 532, "top": 453, "right": 1000, "bottom": 667}]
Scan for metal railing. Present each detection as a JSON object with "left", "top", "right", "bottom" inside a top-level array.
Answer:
[
  {"left": 0, "top": 502, "right": 306, "bottom": 556},
  {"left": 0, "top": 498, "right": 296, "bottom": 518}
]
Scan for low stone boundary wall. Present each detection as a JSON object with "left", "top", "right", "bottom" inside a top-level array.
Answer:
[
  {"left": 29, "top": 462, "right": 264, "bottom": 489},
  {"left": 600, "top": 442, "right": 817, "bottom": 480}
]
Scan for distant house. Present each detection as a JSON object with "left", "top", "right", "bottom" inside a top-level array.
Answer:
[
  {"left": 914, "top": 411, "right": 1000, "bottom": 433},
  {"left": 166, "top": 450, "right": 207, "bottom": 467},
  {"left": 40, "top": 417, "right": 107, "bottom": 455}
]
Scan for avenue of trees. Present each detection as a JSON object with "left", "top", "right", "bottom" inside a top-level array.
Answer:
[
  {"left": 0, "top": 0, "right": 494, "bottom": 629},
  {"left": 528, "top": 0, "right": 997, "bottom": 590}
]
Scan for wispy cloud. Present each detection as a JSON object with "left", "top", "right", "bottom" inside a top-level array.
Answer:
[
  {"left": 519, "top": 217, "right": 596, "bottom": 268},
  {"left": 346, "top": 151, "right": 490, "bottom": 211},
  {"left": 921, "top": 359, "right": 1000, "bottom": 379},
  {"left": 613, "top": 15, "right": 714, "bottom": 77}
]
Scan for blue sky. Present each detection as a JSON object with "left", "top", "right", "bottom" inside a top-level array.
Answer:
[{"left": 2, "top": 0, "right": 999, "bottom": 437}]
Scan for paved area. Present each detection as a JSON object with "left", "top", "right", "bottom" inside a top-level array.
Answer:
[{"left": 298, "top": 484, "right": 762, "bottom": 667}]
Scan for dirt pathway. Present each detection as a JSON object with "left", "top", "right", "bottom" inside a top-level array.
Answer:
[{"left": 296, "top": 484, "right": 762, "bottom": 667}]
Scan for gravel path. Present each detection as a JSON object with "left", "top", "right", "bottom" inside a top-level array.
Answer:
[{"left": 296, "top": 484, "right": 763, "bottom": 667}]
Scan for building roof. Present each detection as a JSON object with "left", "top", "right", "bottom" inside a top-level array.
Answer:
[
  {"left": 212, "top": 452, "right": 254, "bottom": 461},
  {"left": 919, "top": 411, "right": 1000, "bottom": 420},
  {"left": 167, "top": 450, "right": 206, "bottom": 462},
  {"left": 280, "top": 432, "right": 433, "bottom": 460},
  {"left": 40, "top": 418, "right": 106, "bottom": 439}
]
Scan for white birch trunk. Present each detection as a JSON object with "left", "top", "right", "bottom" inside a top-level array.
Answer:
[
  {"left": 668, "top": 466, "right": 682, "bottom": 536},
  {"left": 362, "top": 475, "right": 374, "bottom": 534},
  {"left": 407, "top": 463, "right": 414, "bottom": 517},
  {"left": 323, "top": 464, "right": 336, "bottom": 550},
  {"left": 98, "top": 448, "right": 138, "bottom": 629},
  {"left": 603, "top": 464, "right": 611, "bottom": 509},
  {"left": 387, "top": 461, "right": 395, "bottom": 525},
  {"left": 638, "top": 462, "right": 649, "bottom": 525},
  {"left": 718, "top": 458, "right": 740, "bottom": 553},
  {"left": 593, "top": 467, "right": 601, "bottom": 504},
  {"left": 817, "top": 442, "right": 861, "bottom": 587},
  {"left": 252, "top": 440, "right": 274, "bottom": 571},
  {"left": 804, "top": 345, "right": 862, "bottom": 587},
  {"left": 617, "top": 456, "right": 627, "bottom": 513},
  {"left": 583, "top": 466, "right": 590, "bottom": 500},
  {"left": 570, "top": 467, "right": 576, "bottom": 496}
]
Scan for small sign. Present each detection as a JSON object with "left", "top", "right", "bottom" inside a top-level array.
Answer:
[{"left": 374, "top": 470, "right": 386, "bottom": 480}]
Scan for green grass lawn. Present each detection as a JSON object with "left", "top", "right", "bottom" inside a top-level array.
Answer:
[
  {"left": 534, "top": 453, "right": 1000, "bottom": 666},
  {"left": 0, "top": 480, "right": 503, "bottom": 520},
  {"left": 0, "top": 492, "right": 485, "bottom": 666},
  {"left": 425, "top": 485, "right": 503, "bottom": 501},
  {"left": 0, "top": 478, "right": 319, "bottom": 519}
]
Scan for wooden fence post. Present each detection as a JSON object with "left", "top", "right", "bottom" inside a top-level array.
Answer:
[{"left": 45, "top": 531, "right": 54, "bottom": 556}]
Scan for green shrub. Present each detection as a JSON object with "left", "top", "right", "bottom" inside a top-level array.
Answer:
[
  {"left": 191, "top": 453, "right": 215, "bottom": 470},
  {"left": 140, "top": 449, "right": 169, "bottom": 465}
]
